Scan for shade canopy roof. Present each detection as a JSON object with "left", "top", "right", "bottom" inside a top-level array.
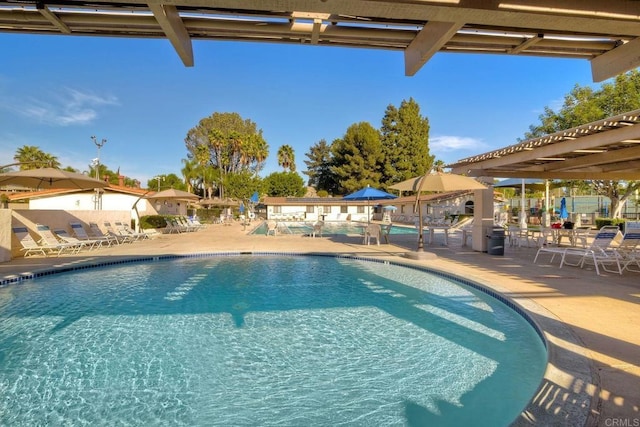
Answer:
[
  {"left": 145, "top": 188, "right": 199, "bottom": 201},
  {"left": 343, "top": 187, "right": 397, "bottom": 201},
  {"left": 1, "top": 1, "right": 639, "bottom": 81},
  {"left": 449, "top": 109, "right": 640, "bottom": 181},
  {"left": 389, "top": 172, "right": 487, "bottom": 193},
  {"left": 0, "top": 168, "right": 108, "bottom": 190}
]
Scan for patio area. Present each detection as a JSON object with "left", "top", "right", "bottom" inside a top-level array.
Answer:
[{"left": 0, "top": 220, "right": 638, "bottom": 426}]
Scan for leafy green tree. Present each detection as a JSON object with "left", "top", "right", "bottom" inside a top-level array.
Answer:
[
  {"left": 14, "top": 145, "right": 60, "bottom": 169},
  {"left": 331, "top": 122, "right": 384, "bottom": 194},
  {"left": 263, "top": 171, "right": 306, "bottom": 197},
  {"left": 184, "top": 112, "right": 269, "bottom": 198},
  {"left": 524, "top": 70, "right": 640, "bottom": 218},
  {"left": 277, "top": 144, "right": 296, "bottom": 171},
  {"left": 225, "top": 170, "right": 263, "bottom": 201},
  {"left": 303, "top": 139, "right": 339, "bottom": 195},
  {"left": 146, "top": 173, "right": 185, "bottom": 191},
  {"left": 380, "top": 98, "right": 433, "bottom": 185}
]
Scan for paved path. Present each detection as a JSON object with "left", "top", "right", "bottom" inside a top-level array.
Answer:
[{"left": 1, "top": 221, "right": 638, "bottom": 426}]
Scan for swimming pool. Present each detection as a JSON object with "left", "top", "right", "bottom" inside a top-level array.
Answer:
[
  {"left": 0, "top": 254, "right": 546, "bottom": 426},
  {"left": 250, "top": 221, "right": 418, "bottom": 236}
]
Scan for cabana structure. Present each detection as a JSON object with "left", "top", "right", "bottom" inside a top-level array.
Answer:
[{"left": 448, "top": 109, "right": 640, "bottom": 251}]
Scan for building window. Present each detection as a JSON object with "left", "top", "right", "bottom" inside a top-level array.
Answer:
[
  {"left": 340, "top": 205, "right": 348, "bottom": 213},
  {"left": 273, "top": 206, "right": 282, "bottom": 214},
  {"left": 306, "top": 205, "right": 314, "bottom": 213},
  {"left": 325, "top": 206, "right": 332, "bottom": 213},
  {"left": 357, "top": 206, "right": 365, "bottom": 214}
]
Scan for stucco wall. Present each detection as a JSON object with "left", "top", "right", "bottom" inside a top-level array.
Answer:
[
  {"left": 6, "top": 209, "right": 131, "bottom": 259},
  {"left": 0, "top": 209, "right": 11, "bottom": 263}
]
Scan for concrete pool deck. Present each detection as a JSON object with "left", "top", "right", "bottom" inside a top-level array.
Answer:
[{"left": 1, "top": 221, "right": 638, "bottom": 426}]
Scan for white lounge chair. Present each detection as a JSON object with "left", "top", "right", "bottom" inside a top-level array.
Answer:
[
  {"left": 602, "top": 230, "right": 640, "bottom": 273},
  {"left": 12, "top": 226, "right": 50, "bottom": 257},
  {"left": 559, "top": 226, "right": 622, "bottom": 275},
  {"left": 103, "top": 221, "right": 135, "bottom": 243},
  {"left": 70, "top": 222, "right": 115, "bottom": 247},
  {"left": 535, "top": 226, "right": 619, "bottom": 267},
  {"left": 89, "top": 222, "right": 124, "bottom": 245},
  {"left": 34, "top": 224, "right": 82, "bottom": 255},
  {"left": 53, "top": 228, "right": 100, "bottom": 251},
  {"left": 114, "top": 220, "right": 149, "bottom": 240}
]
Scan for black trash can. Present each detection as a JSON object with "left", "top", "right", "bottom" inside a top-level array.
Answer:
[{"left": 486, "top": 227, "right": 505, "bottom": 256}]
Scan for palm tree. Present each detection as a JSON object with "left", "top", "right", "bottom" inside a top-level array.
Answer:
[
  {"left": 277, "top": 144, "right": 296, "bottom": 172},
  {"left": 181, "top": 158, "right": 199, "bottom": 194},
  {"left": 13, "top": 145, "right": 60, "bottom": 169}
]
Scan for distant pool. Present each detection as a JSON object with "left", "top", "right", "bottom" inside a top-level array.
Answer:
[{"left": 250, "top": 221, "right": 418, "bottom": 236}]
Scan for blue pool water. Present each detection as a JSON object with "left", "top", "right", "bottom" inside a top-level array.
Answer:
[
  {"left": 0, "top": 255, "right": 546, "bottom": 426},
  {"left": 250, "top": 221, "right": 418, "bottom": 235}
]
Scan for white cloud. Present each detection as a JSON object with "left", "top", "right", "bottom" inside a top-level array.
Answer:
[
  {"left": 3, "top": 87, "right": 118, "bottom": 126},
  {"left": 430, "top": 135, "right": 486, "bottom": 152}
]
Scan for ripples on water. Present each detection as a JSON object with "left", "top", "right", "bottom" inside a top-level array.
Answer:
[{"left": 0, "top": 256, "right": 546, "bottom": 426}]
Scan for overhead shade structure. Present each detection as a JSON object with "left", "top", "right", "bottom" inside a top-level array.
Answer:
[
  {"left": 492, "top": 178, "right": 546, "bottom": 190},
  {"left": 0, "top": 168, "right": 108, "bottom": 190},
  {"left": 390, "top": 171, "right": 488, "bottom": 193},
  {"left": 494, "top": 178, "right": 550, "bottom": 227},
  {"left": 197, "top": 198, "right": 240, "bottom": 207},
  {"left": 390, "top": 172, "right": 487, "bottom": 253},
  {"left": 343, "top": 186, "right": 397, "bottom": 224},
  {"left": 145, "top": 188, "right": 200, "bottom": 202}
]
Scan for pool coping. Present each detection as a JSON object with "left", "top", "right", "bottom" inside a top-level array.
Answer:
[{"left": 0, "top": 250, "right": 594, "bottom": 426}]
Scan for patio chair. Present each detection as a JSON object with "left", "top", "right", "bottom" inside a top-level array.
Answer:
[
  {"left": 12, "top": 226, "right": 50, "bottom": 257},
  {"left": 311, "top": 221, "right": 324, "bottom": 238},
  {"left": 535, "top": 225, "right": 620, "bottom": 268},
  {"left": 89, "top": 222, "right": 125, "bottom": 245},
  {"left": 70, "top": 221, "right": 114, "bottom": 247},
  {"left": 103, "top": 221, "right": 135, "bottom": 243},
  {"left": 605, "top": 230, "right": 640, "bottom": 273},
  {"left": 559, "top": 226, "right": 622, "bottom": 275},
  {"left": 114, "top": 220, "right": 149, "bottom": 240},
  {"left": 183, "top": 216, "right": 206, "bottom": 231},
  {"left": 364, "top": 223, "right": 381, "bottom": 245},
  {"left": 53, "top": 228, "right": 100, "bottom": 251},
  {"left": 34, "top": 224, "right": 82, "bottom": 255},
  {"left": 163, "top": 218, "right": 185, "bottom": 234},
  {"left": 265, "top": 220, "right": 278, "bottom": 236}
]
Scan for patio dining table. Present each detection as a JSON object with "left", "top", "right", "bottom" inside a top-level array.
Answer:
[{"left": 425, "top": 225, "right": 451, "bottom": 245}]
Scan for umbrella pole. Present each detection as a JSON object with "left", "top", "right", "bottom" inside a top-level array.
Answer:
[{"left": 417, "top": 202, "right": 424, "bottom": 252}]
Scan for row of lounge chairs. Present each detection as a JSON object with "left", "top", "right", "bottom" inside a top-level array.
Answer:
[
  {"left": 163, "top": 216, "right": 206, "bottom": 234},
  {"left": 534, "top": 225, "right": 640, "bottom": 275},
  {"left": 12, "top": 220, "right": 152, "bottom": 257}
]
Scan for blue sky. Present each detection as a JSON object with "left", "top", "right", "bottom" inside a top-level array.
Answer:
[{"left": 1, "top": 33, "right": 597, "bottom": 187}]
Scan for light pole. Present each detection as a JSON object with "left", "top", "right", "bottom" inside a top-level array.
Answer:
[
  {"left": 154, "top": 175, "right": 165, "bottom": 192},
  {"left": 91, "top": 136, "right": 107, "bottom": 210}
]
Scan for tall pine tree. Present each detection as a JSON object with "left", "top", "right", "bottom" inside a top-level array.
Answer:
[
  {"left": 331, "top": 122, "right": 383, "bottom": 194},
  {"left": 380, "top": 98, "right": 433, "bottom": 187}
]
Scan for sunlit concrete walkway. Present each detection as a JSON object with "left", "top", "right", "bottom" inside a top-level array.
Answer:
[{"left": 1, "top": 221, "right": 638, "bottom": 427}]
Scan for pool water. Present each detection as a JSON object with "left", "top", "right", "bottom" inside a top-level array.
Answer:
[
  {"left": 250, "top": 221, "right": 418, "bottom": 235},
  {"left": 0, "top": 255, "right": 546, "bottom": 426}
]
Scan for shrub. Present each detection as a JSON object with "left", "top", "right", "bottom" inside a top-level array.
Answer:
[
  {"left": 594, "top": 217, "right": 626, "bottom": 232},
  {"left": 140, "top": 215, "right": 167, "bottom": 229}
]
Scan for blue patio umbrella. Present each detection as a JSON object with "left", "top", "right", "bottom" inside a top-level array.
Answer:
[
  {"left": 239, "top": 202, "right": 245, "bottom": 214},
  {"left": 343, "top": 186, "right": 397, "bottom": 223},
  {"left": 250, "top": 192, "right": 259, "bottom": 204},
  {"left": 560, "top": 197, "right": 568, "bottom": 220}
]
